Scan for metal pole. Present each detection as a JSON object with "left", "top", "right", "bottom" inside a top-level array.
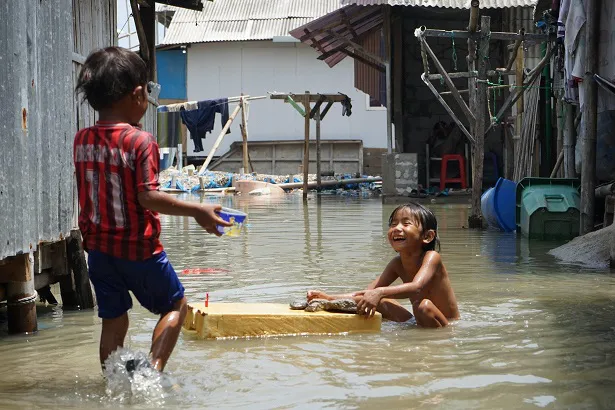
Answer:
[{"left": 580, "top": 0, "right": 600, "bottom": 235}]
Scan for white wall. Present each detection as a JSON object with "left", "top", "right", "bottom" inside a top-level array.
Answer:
[{"left": 185, "top": 41, "right": 387, "bottom": 157}]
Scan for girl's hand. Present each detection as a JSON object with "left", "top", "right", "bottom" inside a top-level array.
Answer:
[{"left": 355, "top": 288, "right": 383, "bottom": 317}]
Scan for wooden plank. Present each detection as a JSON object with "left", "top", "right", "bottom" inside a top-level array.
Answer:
[
  {"left": 0, "top": 254, "right": 31, "bottom": 283},
  {"left": 420, "top": 38, "right": 475, "bottom": 125}
]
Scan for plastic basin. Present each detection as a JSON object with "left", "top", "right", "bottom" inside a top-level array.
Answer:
[{"left": 480, "top": 177, "right": 516, "bottom": 232}]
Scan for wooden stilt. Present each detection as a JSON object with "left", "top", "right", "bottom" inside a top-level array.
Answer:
[
  {"left": 468, "top": 16, "right": 490, "bottom": 229},
  {"left": 63, "top": 229, "right": 95, "bottom": 309},
  {"left": 303, "top": 93, "right": 311, "bottom": 200},
  {"left": 240, "top": 96, "right": 250, "bottom": 173},
  {"left": 0, "top": 254, "right": 38, "bottom": 334},
  {"left": 580, "top": 0, "right": 600, "bottom": 235},
  {"left": 316, "top": 109, "right": 322, "bottom": 191}
]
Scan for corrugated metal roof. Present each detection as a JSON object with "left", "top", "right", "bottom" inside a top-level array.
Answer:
[
  {"left": 161, "top": 0, "right": 340, "bottom": 45},
  {"left": 340, "top": 0, "right": 538, "bottom": 7}
]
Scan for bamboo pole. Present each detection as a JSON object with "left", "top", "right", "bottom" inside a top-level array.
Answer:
[
  {"left": 564, "top": 103, "right": 576, "bottom": 178},
  {"left": 468, "top": 15, "right": 490, "bottom": 229},
  {"left": 240, "top": 96, "right": 249, "bottom": 173},
  {"left": 199, "top": 104, "right": 242, "bottom": 174},
  {"left": 580, "top": 0, "right": 600, "bottom": 234},
  {"left": 303, "top": 93, "right": 311, "bottom": 200}
]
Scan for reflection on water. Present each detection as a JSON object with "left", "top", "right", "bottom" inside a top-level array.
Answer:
[{"left": 1, "top": 195, "right": 615, "bottom": 409}]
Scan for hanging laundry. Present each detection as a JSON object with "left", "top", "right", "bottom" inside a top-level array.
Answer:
[
  {"left": 156, "top": 106, "right": 182, "bottom": 148},
  {"left": 340, "top": 94, "right": 352, "bottom": 117},
  {"left": 180, "top": 99, "right": 230, "bottom": 153}
]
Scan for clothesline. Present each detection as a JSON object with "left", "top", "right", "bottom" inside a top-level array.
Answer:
[{"left": 158, "top": 95, "right": 267, "bottom": 112}]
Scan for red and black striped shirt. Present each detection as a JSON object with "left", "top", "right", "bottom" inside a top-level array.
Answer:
[{"left": 74, "top": 122, "right": 164, "bottom": 261}]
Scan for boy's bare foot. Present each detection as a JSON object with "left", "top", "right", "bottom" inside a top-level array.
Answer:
[{"left": 307, "top": 290, "right": 332, "bottom": 302}]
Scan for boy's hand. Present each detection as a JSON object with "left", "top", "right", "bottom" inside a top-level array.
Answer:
[
  {"left": 355, "top": 288, "right": 383, "bottom": 317},
  {"left": 193, "top": 204, "right": 232, "bottom": 236}
]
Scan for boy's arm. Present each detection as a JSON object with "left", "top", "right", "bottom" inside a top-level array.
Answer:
[
  {"left": 138, "top": 191, "right": 231, "bottom": 236},
  {"left": 356, "top": 252, "right": 441, "bottom": 315}
]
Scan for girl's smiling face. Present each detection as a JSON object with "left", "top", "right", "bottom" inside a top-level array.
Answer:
[{"left": 387, "top": 207, "right": 436, "bottom": 253}]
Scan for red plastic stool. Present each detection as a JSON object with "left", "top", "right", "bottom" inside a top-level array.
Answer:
[{"left": 440, "top": 154, "right": 467, "bottom": 191}]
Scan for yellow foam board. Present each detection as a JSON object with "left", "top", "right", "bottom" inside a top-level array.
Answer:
[{"left": 184, "top": 302, "right": 381, "bottom": 339}]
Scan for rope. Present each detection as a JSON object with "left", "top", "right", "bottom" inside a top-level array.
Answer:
[
  {"left": 450, "top": 32, "right": 458, "bottom": 71},
  {"left": 7, "top": 291, "right": 38, "bottom": 307}
]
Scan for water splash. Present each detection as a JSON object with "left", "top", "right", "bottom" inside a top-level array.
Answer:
[{"left": 102, "top": 348, "right": 177, "bottom": 406}]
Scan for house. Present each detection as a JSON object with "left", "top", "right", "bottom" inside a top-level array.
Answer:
[
  {"left": 156, "top": 0, "right": 389, "bottom": 176},
  {"left": 291, "top": 0, "right": 546, "bottom": 198}
]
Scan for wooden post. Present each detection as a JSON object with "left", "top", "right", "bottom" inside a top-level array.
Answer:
[
  {"left": 514, "top": 42, "right": 524, "bottom": 179},
  {"left": 137, "top": 0, "right": 156, "bottom": 82},
  {"left": 564, "top": 103, "right": 576, "bottom": 178},
  {"left": 384, "top": 6, "right": 393, "bottom": 153},
  {"left": 240, "top": 96, "right": 250, "bottom": 173},
  {"left": 63, "top": 229, "right": 95, "bottom": 309},
  {"left": 466, "top": 3, "right": 478, "bottom": 197},
  {"left": 199, "top": 104, "right": 242, "bottom": 174},
  {"left": 0, "top": 254, "right": 38, "bottom": 334},
  {"left": 580, "top": 0, "right": 600, "bottom": 235},
  {"left": 303, "top": 93, "right": 311, "bottom": 200},
  {"left": 316, "top": 109, "right": 322, "bottom": 191},
  {"left": 469, "top": 15, "right": 490, "bottom": 229},
  {"left": 556, "top": 97, "right": 564, "bottom": 178}
]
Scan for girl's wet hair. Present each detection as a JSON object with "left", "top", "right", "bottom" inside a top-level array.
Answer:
[
  {"left": 388, "top": 202, "right": 440, "bottom": 252},
  {"left": 75, "top": 47, "right": 148, "bottom": 111}
]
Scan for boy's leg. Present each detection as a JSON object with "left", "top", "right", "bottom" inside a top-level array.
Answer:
[
  {"left": 413, "top": 299, "right": 449, "bottom": 328},
  {"left": 100, "top": 313, "right": 129, "bottom": 366},
  {"left": 87, "top": 250, "right": 134, "bottom": 371},
  {"left": 150, "top": 296, "right": 187, "bottom": 372},
  {"left": 123, "top": 251, "right": 186, "bottom": 372}
]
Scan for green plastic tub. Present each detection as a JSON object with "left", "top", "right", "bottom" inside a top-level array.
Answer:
[{"left": 515, "top": 178, "right": 581, "bottom": 240}]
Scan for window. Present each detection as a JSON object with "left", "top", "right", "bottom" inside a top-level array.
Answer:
[{"left": 366, "top": 94, "right": 386, "bottom": 111}]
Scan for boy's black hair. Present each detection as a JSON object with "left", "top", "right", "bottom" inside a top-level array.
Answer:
[
  {"left": 388, "top": 202, "right": 440, "bottom": 252},
  {"left": 75, "top": 47, "right": 148, "bottom": 111}
]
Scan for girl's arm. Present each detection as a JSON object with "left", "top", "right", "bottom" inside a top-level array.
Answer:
[
  {"left": 378, "top": 252, "right": 441, "bottom": 299},
  {"left": 365, "top": 257, "right": 401, "bottom": 290},
  {"left": 356, "top": 252, "right": 441, "bottom": 315}
]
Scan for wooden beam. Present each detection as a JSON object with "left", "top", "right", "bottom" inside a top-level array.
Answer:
[
  {"left": 130, "top": 0, "right": 150, "bottom": 65},
  {"left": 316, "top": 109, "right": 322, "bottom": 190},
  {"left": 421, "top": 74, "right": 475, "bottom": 144},
  {"left": 420, "top": 37, "right": 475, "bottom": 125},
  {"left": 320, "top": 101, "right": 334, "bottom": 120},
  {"left": 326, "top": 29, "right": 386, "bottom": 65},
  {"left": 340, "top": 8, "right": 360, "bottom": 41}
]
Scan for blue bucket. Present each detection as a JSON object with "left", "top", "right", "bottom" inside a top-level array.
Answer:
[
  {"left": 217, "top": 207, "right": 247, "bottom": 236},
  {"left": 481, "top": 177, "right": 516, "bottom": 232}
]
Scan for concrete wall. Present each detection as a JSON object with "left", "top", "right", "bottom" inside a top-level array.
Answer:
[
  {"left": 382, "top": 153, "right": 419, "bottom": 196},
  {"left": 185, "top": 40, "right": 388, "bottom": 158}
]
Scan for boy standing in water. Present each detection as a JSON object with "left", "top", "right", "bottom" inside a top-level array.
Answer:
[
  {"left": 74, "top": 47, "right": 231, "bottom": 373},
  {"left": 308, "top": 202, "right": 459, "bottom": 328}
]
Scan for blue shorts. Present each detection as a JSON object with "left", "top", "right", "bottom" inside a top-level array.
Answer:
[{"left": 88, "top": 250, "right": 185, "bottom": 319}]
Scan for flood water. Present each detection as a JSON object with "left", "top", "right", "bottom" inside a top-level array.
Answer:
[{"left": 1, "top": 195, "right": 615, "bottom": 409}]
